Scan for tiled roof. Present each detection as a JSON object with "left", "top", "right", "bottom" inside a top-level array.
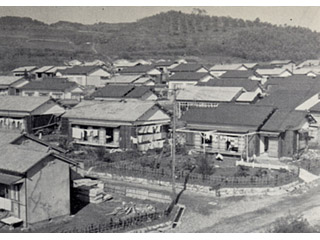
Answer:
[
  {"left": 256, "top": 68, "right": 292, "bottom": 75},
  {"left": 20, "top": 78, "right": 77, "bottom": 91},
  {"left": 120, "top": 65, "right": 156, "bottom": 74},
  {"left": 168, "top": 72, "right": 210, "bottom": 81},
  {"left": 34, "top": 66, "right": 54, "bottom": 73},
  {"left": 0, "top": 76, "right": 24, "bottom": 86},
  {"left": 171, "top": 64, "right": 206, "bottom": 72},
  {"left": 59, "top": 65, "right": 100, "bottom": 75},
  {"left": 220, "top": 70, "right": 261, "bottom": 79},
  {"left": 236, "top": 92, "right": 260, "bottom": 102},
  {"left": 91, "top": 85, "right": 134, "bottom": 98},
  {"left": 261, "top": 110, "right": 308, "bottom": 132},
  {"left": 176, "top": 86, "right": 243, "bottom": 102},
  {"left": 256, "top": 89, "right": 318, "bottom": 111},
  {"left": 104, "top": 75, "right": 142, "bottom": 84},
  {"left": 125, "top": 86, "right": 153, "bottom": 98},
  {"left": 197, "top": 78, "right": 260, "bottom": 92},
  {"left": 210, "top": 64, "right": 247, "bottom": 71},
  {"left": 12, "top": 66, "right": 38, "bottom": 72},
  {"left": 181, "top": 104, "right": 275, "bottom": 129},
  {"left": 0, "top": 96, "right": 51, "bottom": 112},
  {"left": 0, "top": 144, "right": 49, "bottom": 174},
  {"left": 0, "top": 131, "right": 21, "bottom": 146},
  {"left": 64, "top": 100, "right": 158, "bottom": 122}
]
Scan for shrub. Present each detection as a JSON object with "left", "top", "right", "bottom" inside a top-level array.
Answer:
[
  {"left": 234, "top": 165, "right": 250, "bottom": 177},
  {"left": 268, "top": 214, "right": 319, "bottom": 233}
]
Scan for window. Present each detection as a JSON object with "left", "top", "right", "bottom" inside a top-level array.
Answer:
[
  {"left": 0, "top": 184, "right": 8, "bottom": 198},
  {"left": 39, "top": 92, "right": 49, "bottom": 97},
  {"left": 25, "top": 91, "right": 34, "bottom": 96}
]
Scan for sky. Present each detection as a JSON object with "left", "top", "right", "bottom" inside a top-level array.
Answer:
[{"left": 0, "top": 6, "right": 320, "bottom": 31}]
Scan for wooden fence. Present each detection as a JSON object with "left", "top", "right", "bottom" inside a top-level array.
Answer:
[
  {"left": 60, "top": 210, "right": 170, "bottom": 233},
  {"left": 87, "top": 161, "right": 299, "bottom": 188}
]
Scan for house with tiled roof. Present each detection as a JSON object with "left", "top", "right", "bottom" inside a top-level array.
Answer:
[
  {"left": 210, "top": 64, "right": 248, "bottom": 77},
  {"left": 62, "top": 100, "right": 170, "bottom": 151},
  {"left": 167, "top": 72, "right": 213, "bottom": 90},
  {"left": 0, "top": 96, "right": 65, "bottom": 134},
  {"left": 119, "top": 65, "right": 161, "bottom": 77},
  {"left": 19, "top": 78, "right": 84, "bottom": 100},
  {"left": 0, "top": 143, "right": 76, "bottom": 227},
  {"left": 256, "top": 68, "right": 293, "bottom": 78},
  {"left": 259, "top": 110, "right": 313, "bottom": 159},
  {"left": 12, "top": 66, "right": 38, "bottom": 77},
  {"left": 170, "top": 63, "right": 208, "bottom": 73},
  {"left": 0, "top": 76, "right": 29, "bottom": 96},
  {"left": 91, "top": 85, "right": 157, "bottom": 101},
  {"left": 219, "top": 70, "right": 263, "bottom": 81},
  {"left": 178, "top": 104, "right": 275, "bottom": 158},
  {"left": 57, "top": 66, "right": 111, "bottom": 87}
]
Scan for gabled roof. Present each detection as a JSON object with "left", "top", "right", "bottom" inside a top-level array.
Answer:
[
  {"left": 125, "top": 86, "right": 154, "bottom": 98},
  {"left": 20, "top": 78, "right": 78, "bottom": 92},
  {"left": 236, "top": 92, "right": 260, "bottom": 102},
  {"left": 181, "top": 104, "right": 275, "bottom": 130},
  {"left": 256, "top": 68, "right": 292, "bottom": 76},
  {"left": 292, "top": 69, "right": 317, "bottom": 75},
  {"left": 0, "top": 131, "right": 22, "bottom": 147},
  {"left": 297, "top": 60, "right": 320, "bottom": 68},
  {"left": 261, "top": 110, "right": 308, "bottom": 132},
  {"left": 0, "top": 144, "right": 49, "bottom": 174},
  {"left": 45, "top": 66, "right": 70, "bottom": 73},
  {"left": 168, "top": 72, "right": 210, "bottom": 81},
  {"left": 64, "top": 100, "right": 161, "bottom": 122},
  {"left": 91, "top": 85, "right": 134, "bottom": 98},
  {"left": 210, "top": 64, "right": 247, "bottom": 71},
  {"left": 177, "top": 86, "right": 243, "bottom": 102},
  {"left": 0, "top": 144, "right": 75, "bottom": 174},
  {"left": 104, "top": 75, "right": 142, "bottom": 84},
  {"left": 309, "top": 102, "right": 320, "bottom": 113},
  {"left": 171, "top": 64, "right": 207, "bottom": 72},
  {"left": 265, "top": 75, "right": 320, "bottom": 92},
  {"left": 120, "top": 65, "right": 157, "bottom": 74},
  {"left": 0, "top": 96, "right": 51, "bottom": 113},
  {"left": 220, "top": 70, "right": 261, "bottom": 79},
  {"left": 34, "top": 66, "right": 54, "bottom": 73},
  {"left": 0, "top": 76, "right": 24, "bottom": 86},
  {"left": 12, "top": 66, "right": 38, "bottom": 72},
  {"left": 197, "top": 78, "right": 260, "bottom": 92},
  {"left": 59, "top": 65, "right": 101, "bottom": 75},
  {"left": 242, "top": 63, "right": 259, "bottom": 69},
  {"left": 256, "top": 89, "right": 318, "bottom": 111}
]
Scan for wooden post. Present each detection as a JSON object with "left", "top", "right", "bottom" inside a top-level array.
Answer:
[{"left": 246, "top": 134, "right": 249, "bottom": 162}]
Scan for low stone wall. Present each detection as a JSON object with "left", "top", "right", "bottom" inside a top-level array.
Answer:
[
  {"left": 104, "top": 181, "right": 172, "bottom": 203},
  {"left": 85, "top": 170, "right": 302, "bottom": 198}
]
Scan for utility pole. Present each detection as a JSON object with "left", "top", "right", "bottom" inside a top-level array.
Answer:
[{"left": 171, "top": 88, "right": 177, "bottom": 199}]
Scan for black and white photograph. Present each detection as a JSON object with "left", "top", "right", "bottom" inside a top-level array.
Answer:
[{"left": 1, "top": 3, "right": 320, "bottom": 234}]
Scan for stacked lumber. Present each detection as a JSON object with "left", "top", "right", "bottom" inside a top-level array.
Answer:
[{"left": 72, "top": 178, "right": 112, "bottom": 204}]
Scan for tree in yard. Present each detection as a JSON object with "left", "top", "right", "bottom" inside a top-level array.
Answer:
[
  {"left": 95, "top": 146, "right": 106, "bottom": 161},
  {"left": 196, "top": 154, "right": 215, "bottom": 181}
]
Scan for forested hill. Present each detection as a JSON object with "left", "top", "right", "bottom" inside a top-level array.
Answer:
[
  {"left": 0, "top": 11, "right": 320, "bottom": 72},
  {"left": 106, "top": 11, "right": 320, "bottom": 61}
]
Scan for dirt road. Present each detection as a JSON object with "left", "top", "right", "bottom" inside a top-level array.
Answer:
[{"left": 169, "top": 181, "right": 320, "bottom": 233}]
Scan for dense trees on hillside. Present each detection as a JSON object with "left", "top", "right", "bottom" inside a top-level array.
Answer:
[{"left": 0, "top": 10, "right": 320, "bottom": 72}]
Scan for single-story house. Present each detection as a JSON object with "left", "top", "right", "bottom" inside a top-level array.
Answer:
[
  {"left": 308, "top": 102, "right": 320, "bottom": 147},
  {"left": 91, "top": 85, "right": 158, "bottom": 101},
  {"left": 259, "top": 110, "right": 312, "bottom": 159},
  {"left": 0, "top": 76, "right": 29, "bottom": 96},
  {"left": 178, "top": 104, "right": 275, "bottom": 159},
  {"left": 33, "top": 66, "right": 55, "bottom": 79},
  {"left": 167, "top": 72, "right": 214, "bottom": 90},
  {"left": 210, "top": 64, "right": 248, "bottom": 77},
  {"left": 0, "top": 96, "right": 65, "bottom": 134},
  {"left": 296, "top": 60, "right": 320, "bottom": 69},
  {"left": 197, "top": 78, "right": 263, "bottom": 95},
  {"left": 236, "top": 92, "right": 261, "bottom": 104},
  {"left": 176, "top": 86, "right": 244, "bottom": 116},
  {"left": 0, "top": 144, "right": 76, "bottom": 227},
  {"left": 12, "top": 66, "right": 38, "bottom": 77},
  {"left": 219, "top": 70, "right": 263, "bottom": 80},
  {"left": 269, "top": 60, "right": 296, "bottom": 70},
  {"left": 170, "top": 64, "right": 208, "bottom": 74},
  {"left": 119, "top": 65, "right": 161, "bottom": 77},
  {"left": 113, "top": 59, "right": 152, "bottom": 72},
  {"left": 57, "top": 66, "right": 111, "bottom": 87},
  {"left": 291, "top": 69, "right": 317, "bottom": 77},
  {"left": 19, "top": 78, "right": 84, "bottom": 101},
  {"left": 62, "top": 100, "right": 171, "bottom": 151},
  {"left": 256, "top": 68, "right": 293, "bottom": 78}
]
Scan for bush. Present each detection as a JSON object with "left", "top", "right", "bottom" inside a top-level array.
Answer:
[
  {"left": 268, "top": 214, "right": 319, "bottom": 233},
  {"left": 196, "top": 155, "right": 215, "bottom": 178},
  {"left": 234, "top": 166, "right": 250, "bottom": 177}
]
